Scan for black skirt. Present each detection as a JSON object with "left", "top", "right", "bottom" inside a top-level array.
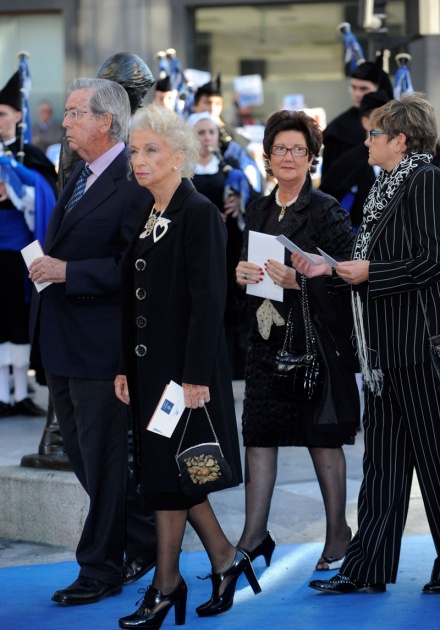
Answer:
[{"left": 242, "top": 322, "right": 355, "bottom": 448}]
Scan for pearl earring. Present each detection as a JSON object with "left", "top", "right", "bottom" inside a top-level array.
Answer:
[{"left": 172, "top": 166, "right": 178, "bottom": 171}]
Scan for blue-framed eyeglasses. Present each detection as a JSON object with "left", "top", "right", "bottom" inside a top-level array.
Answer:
[{"left": 369, "top": 130, "right": 387, "bottom": 142}]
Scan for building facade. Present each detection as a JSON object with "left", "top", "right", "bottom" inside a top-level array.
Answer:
[{"left": 0, "top": 0, "right": 439, "bottom": 126}]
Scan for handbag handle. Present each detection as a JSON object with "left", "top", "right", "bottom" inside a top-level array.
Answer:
[
  {"left": 282, "top": 274, "right": 317, "bottom": 354},
  {"left": 300, "top": 273, "right": 317, "bottom": 354},
  {"left": 175, "top": 403, "right": 223, "bottom": 458}
]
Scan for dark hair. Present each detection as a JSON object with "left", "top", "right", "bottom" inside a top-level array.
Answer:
[
  {"left": 263, "top": 110, "right": 322, "bottom": 175},
  {"left": 370, "top": 92, "right": 437, "bottom": 155}
]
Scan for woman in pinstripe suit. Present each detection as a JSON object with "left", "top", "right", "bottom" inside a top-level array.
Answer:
[{"left": 296, "top": 93, "right": 440, "bottom": 595}]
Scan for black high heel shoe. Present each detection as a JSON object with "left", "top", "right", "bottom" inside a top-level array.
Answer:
[
  {"left": 196, "top": 548, "right": 262, "bottom": 617},
  {"left": 119, "top": 578, "right": 187, "bottom": 629},
  {"left": 244, "top": 531, "right": 276, "bottom": 567}
]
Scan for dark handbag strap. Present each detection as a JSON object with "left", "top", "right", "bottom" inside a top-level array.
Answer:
[
  {"left": 282, "top": 274, "right": 317, "bottom": 354},
  {"left": 300, "top": 273, "right": 317, "bottom": 354},
  {"left": 175, "top": 404, "right": 223, "bottom": 458}
]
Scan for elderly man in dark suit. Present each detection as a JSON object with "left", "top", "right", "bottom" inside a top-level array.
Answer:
[
  {"left": 29, "top": 78, "right": 156, "bottom": 605},
  {"left": 294, "top": 93, "right": 440, "bottom": 595}
]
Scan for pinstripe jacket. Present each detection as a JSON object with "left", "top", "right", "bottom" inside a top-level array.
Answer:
[{"left": 355, "top": 163, "right": 440, "bottom": 370}]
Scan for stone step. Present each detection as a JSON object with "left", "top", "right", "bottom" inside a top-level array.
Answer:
[{"left": 0, "top": 466, "right": 88, "bottom": 549}]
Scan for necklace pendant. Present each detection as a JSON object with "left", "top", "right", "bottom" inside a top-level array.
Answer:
[{"left": 278, "top": 206, "right": 286, "bottom": 221}]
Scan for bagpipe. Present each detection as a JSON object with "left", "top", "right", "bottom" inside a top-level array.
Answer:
[
  {"left": 394, "top": 53, "right": 414, "bottom": 100},
  {"left": 0, "top": 51, "right": 36, "bottom": 209},
  {"left": 337, "top": 22, "right": 366, "bottom": 76},
  {"left": 155, "top": 48, "right": 196, "bottom": 117}
]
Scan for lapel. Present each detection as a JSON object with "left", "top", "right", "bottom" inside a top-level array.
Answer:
[
  {"left": 46, "top": 152, "right": 126, "bottom": 252},
  {"left": 135, "top": 179, "right": 195, "bottom": 257}
]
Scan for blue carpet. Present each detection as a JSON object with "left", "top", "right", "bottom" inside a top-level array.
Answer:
[{"left": 1, "top": 536, "right": 439, "bottom": 630}]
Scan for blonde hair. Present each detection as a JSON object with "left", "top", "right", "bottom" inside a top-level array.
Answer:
[{"left": 130, "top": 104, "right": 200, "bottom": 178}]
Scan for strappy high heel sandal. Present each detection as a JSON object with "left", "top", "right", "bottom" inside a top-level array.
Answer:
[
  {"left": 196, "top": 549, "right": 262, "bottom": 617},
  {"left": 243, "top": 531, "right": 276, "bottom": 567},
  {"left": 315, "top": 527, "right": 352, "bottom": 571},
  {"left": 119, "top": 578, "right": 187, "bottom": 629}
]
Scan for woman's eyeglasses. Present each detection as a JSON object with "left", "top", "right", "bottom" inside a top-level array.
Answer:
[
  {"left": 270, "top": 145, "right": 309, "bottom": 157},
  {"left": 369, "top": 130, "right": 387, "bottom": 142}
]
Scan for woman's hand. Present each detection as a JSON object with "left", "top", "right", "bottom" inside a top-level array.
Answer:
[
  {"left": 335, "top": 260, "right": 369, "bottom": 285},
  {"left": 222, "top": 194, "right": 241, "bottom": 221},
  {"left": 183, "top": 383, "right": 210, "bottom": 409},
  {"left": 115, "top": 374, "right": 130, "bottom": 404},
  {"left": 265, "top": 259, "right": 300, "bottom": 290},
  {"left": 236, "top": 260, "right": 263, "bottom": 286},
  {"left": 291, "top": 252, "right": 331, "bottom": 278}
]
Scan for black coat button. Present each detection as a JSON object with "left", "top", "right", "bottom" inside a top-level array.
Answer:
[
  {"left": 136, "top": 316, "right": 147, "bottom": 328},
  {"left": 135, "top": 259, "right": 146, "bottom": 271},
  {"left": 136, "top": 287, "right": 146, "bottom": 300},
  {"left": 135, "top": 344, "right": 147, "bottom": 357}
]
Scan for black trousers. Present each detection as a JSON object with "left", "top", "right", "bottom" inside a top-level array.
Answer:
[
  {"left": 46, "top": 374, "right": 156, "bottom": 586},
  {"left": 341, "top": 362, "right": 440, "bottom": 584}
]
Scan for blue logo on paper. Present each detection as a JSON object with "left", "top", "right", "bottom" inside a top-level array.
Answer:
[{"left": 161, "top": 399, "right": 174, "bottom": 414}]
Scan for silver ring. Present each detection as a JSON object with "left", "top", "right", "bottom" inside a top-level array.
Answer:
[
  {"left": 273, "top": 279, "right": 277, "bottom": 285},
  {"left": 243, "top": 273, "right": 248, "bottom": 280},
  {"left": 198, "top": 399, "right": 205, "bottom": 405}
]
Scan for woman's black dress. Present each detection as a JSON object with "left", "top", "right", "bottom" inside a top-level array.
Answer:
[{"left": 242, "top": 179, "right": 359, "bottom": 448}]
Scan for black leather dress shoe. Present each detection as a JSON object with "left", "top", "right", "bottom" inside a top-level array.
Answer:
[
  {"left": 0, "top": 401, "right": 14, "bottom": 418},
  {"left": 122, "top": 555, "right": 157, "bottom": 585},
  {"left": 309, "top": 573, "right": 386, "bottom": 594},
  {"left": 52, "top": 577, "right": 122, "bottom": 605},
  {"left": 13, "top": 397, "right": 46, "bottom": 417},
  {"left": 423, "top": 580, "right": 440, "bottom": 593}
]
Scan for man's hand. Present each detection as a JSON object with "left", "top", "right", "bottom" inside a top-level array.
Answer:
[{"left": 29, "top": 255, "right": 67, "bottom": 284}]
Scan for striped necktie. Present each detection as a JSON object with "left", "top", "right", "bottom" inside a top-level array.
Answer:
[{"left": 64, "top": 165, "right": 93, "bottom": 216}]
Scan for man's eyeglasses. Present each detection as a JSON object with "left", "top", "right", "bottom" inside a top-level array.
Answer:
[
  {"left": 270, "top": 145, "right": 309, "bottom": 158},
  {"left": 369, "top": 130, "right": 387, "bottom": 142},
  {"left": 63, "top": 110, "right": 90, "bottom": 121}
]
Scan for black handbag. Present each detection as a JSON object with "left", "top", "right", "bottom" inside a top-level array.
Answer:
[
  {"left": 272, "top": 274, "right": 324, "bottom": 402},
  {"left": 175, "top": 404, "right": 233, "bottom": 497}
]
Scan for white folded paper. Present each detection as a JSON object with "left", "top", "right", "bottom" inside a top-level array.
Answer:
[
  {"left": 147, "top": 380, "right": 185, "bottom": 438},
  {"left": 21, "top": 240, "right": 52, "bottom": 292},
  {"left": 247, "top": 230, "right": 284, "bottom": 302},
  {"left": 317, "top": 247, "right": 339, "bottom": 268},
  {"left": 276, "top": 234, "right": 319, "bottom": 265}
]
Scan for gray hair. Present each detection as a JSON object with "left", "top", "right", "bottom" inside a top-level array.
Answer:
[
  {"left": 130, "top": 104, "right": 200, "bottom": 178},
  {"left": 370, "top": 92, "right": 438, "bottom": 155},
  {"left": 67, "top": 78, "right": 131, "bottom": 142}
]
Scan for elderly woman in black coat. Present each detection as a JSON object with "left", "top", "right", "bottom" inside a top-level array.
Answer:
[
  {"left": 236, "top": 110, "right": 360, "bottom": 573},
  {"left": 115, "top": 105, "right": 260, "bottom": 629}
]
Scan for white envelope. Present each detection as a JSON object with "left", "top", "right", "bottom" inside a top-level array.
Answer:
[
  {"left": 147, "top": 380, "right": 185, "bottom": 438},
  {"left": 247, "top": 231, "right": 284, "bottom": 302},
  {"left": 21, "top": 240, "right": 52, "bottom": 292}
]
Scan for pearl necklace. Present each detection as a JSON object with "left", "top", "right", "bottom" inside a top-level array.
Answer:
[{"left": 275, "top": 189, "right": 298, "bottom": 221}]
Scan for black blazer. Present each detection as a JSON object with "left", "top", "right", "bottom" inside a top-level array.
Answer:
[
  {"left": 30, "top": 148, "right": 151, "bottom": 380},
  {"left": 353, "top": 164, "right": 440, "bottom": 370}
]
